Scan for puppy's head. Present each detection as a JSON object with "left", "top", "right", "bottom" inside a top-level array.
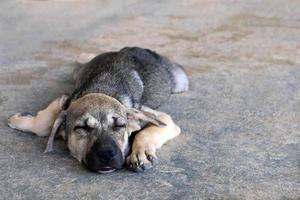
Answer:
[{"left": 53, "top": 93, "right": 163, "bottom": 173}]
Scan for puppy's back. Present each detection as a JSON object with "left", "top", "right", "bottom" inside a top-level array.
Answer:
[{"left": 69, "top": 47, "right": 188, "bottom": 109}]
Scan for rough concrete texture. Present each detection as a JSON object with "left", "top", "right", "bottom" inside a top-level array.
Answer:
[{"left": 0, "top": 0, "right": 300, "bottom": 199}]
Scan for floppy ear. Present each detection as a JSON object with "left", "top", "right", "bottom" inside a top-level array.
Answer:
[
  {"left": 127, "top": 108, "right": 166, "bottom": 132},
  {"left": 44, "top": 111, "right": 66, "bottom": 153}
]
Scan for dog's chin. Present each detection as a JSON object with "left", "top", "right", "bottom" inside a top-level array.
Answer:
[
  {"left": 97, "top": 167, "right": 116, "bottom": 174},
  {"left": 81, "top": 160, "right": 117, "bottom": 174}
]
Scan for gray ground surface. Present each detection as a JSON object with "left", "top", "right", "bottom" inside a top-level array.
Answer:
[{"left": 0, "top": 0, "right": 299, "bottom": 199}]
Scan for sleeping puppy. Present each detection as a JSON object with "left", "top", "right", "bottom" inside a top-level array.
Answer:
[{"left": 8, "top": 47, "right": 189, "bottom": 173}]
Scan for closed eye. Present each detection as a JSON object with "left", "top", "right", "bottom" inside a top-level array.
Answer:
[
  {"left": 114, "top": 123, "right": 126, "bottom": 128},
  {"left": 112, "top": 117, "right": 126, "bottom": 130},
  {"left": 74, "top": 125, "right": 93, "bottom": 131}
]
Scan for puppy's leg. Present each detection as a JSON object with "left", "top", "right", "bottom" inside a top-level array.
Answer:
[
  {"left": 127, "top": 111, "right": 181, "bottom": 172},
  {"left": 8, "top": 95, "right": 68, "bottom": 137},
  {"left": 75, "top": 53, "right": 96, "bottom": 65}
]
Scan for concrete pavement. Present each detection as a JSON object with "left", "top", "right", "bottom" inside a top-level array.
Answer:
[{"left": 0, "top": 0, "right": 299, "bottom": 199}]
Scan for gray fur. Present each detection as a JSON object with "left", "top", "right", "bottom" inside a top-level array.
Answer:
[{"left": 66, "top": 47, "right": 189, "bottom": 110}]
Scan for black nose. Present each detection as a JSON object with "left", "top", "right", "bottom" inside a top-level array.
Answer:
[
  {"left": 96, "top": 146, "right": 117, "bottom": 162},
  {"left": 84, "top": 136, "right": 124, "bottom": 172}
]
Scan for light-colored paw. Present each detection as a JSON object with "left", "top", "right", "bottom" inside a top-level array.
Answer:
[
  {"left": 8, "top": 112, "right": 33, "bottom": 131},
  {"left": 126, "top": 145, "right": 157, "bottom": 172}
]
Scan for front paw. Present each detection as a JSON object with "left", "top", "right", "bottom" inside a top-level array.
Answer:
[
  {"left": 126, "top": 146, "right": 157, "bottom": 172},
  {"left": 8, "top": 112, "right": 32, "bottom": 129}
]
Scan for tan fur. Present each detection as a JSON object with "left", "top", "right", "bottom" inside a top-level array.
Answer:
[
  {"left": 127, "top": 111, "right": 181, "bottom": 170},
  {"left": 66, "top": 131, "right": 98, "bottom": 163},
  {"left": 76, "top": 53, "right": 96, "bottom": 64},
  {"left": 8, "top": 95, "right": 67, "bottom": 137}
]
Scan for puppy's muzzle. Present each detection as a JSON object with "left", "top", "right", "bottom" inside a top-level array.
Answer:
[{"left": 84, "top": 135, "right": 124, "bottom": 173}]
